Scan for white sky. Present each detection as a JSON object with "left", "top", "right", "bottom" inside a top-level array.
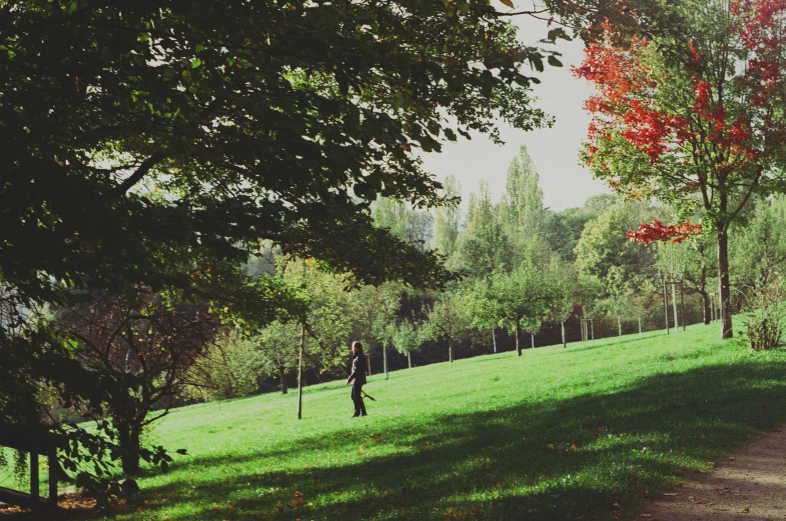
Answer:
[{"left": 419, "top": 13, "right": 611, "bottom": 212}]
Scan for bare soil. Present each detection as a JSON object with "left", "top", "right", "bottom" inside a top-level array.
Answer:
[{"left": 638, "top": 428, "right": 786, "bottom": 521}]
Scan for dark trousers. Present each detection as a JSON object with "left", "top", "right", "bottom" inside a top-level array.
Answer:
[{"left": 351, "top": 381, "right": 367, "bottom": 416}]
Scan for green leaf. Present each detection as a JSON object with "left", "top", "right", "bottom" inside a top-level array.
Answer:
[{"left": 191, "top": 58, "right": 203, "bottom": 69}]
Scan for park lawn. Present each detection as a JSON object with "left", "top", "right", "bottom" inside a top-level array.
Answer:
[{"left": 12, "top": 323, "right": 786, "bottom": 520}]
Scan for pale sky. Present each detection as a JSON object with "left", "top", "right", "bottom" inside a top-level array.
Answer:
[{"left": 419, "top": 14, "right": 611, "bottom": 212}]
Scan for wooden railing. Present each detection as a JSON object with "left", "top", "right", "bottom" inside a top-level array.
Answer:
[{"left": 0, "top": 423, "right": 63, "bottom": 512}]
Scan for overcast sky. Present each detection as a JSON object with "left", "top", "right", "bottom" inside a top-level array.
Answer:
[{"left": 419, "top": 14, "right": 611, "bottom": 212}]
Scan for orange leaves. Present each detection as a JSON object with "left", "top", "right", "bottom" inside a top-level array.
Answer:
[{"left": 627, "top": 220, "right": 703, "bottom": 244}]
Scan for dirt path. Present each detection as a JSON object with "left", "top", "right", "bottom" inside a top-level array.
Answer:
[{"left": 638, "top": 428, "right": 786, "bottom": 521}]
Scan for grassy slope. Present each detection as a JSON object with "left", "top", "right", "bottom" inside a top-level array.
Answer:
[{"left": 70, "top": 325, "right": 786, "bottom": 519}]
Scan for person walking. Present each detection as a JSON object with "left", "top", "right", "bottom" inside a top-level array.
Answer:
[{"left": 345, "top": 341, "right": 368, "bottom": 417}]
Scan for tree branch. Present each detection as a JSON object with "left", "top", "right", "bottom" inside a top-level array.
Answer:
[{"left": 114, "top": 151, "right": 165, "bottom": 196}]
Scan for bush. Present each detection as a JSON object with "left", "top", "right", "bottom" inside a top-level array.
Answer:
[
  {"left": 186, "top": 329, "right": 263, "bottom": 401},
  {"left": 742, "top": 272, "right": 786, "bottom": 351}
]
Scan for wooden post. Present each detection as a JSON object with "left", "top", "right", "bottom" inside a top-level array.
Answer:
[
  {"left": 671, "top": 281, "right": 679, "bottom": 332},
  {"left": 297, "top": 324, "right": 305, "bottom": 420},
  {"left": 492, "top": 329, "right": 497, "bottom": 353},
  {"left": 681, "top": 282, "right": 686, "bottom": 332},
  {"left": 48, "top": 446, "right": 58, "bottom": 507},
  {"left": 664, "top": 279, "right": 670, "bottom": 335},
  {"left": 383, "top": 342, "right": 388, "bottom": 380},
  {"left": 30, "top": 452, "right": 39, "bottom": 506},
  {"left": 561, "top": 322, "right": 566, "bottom": 348}
]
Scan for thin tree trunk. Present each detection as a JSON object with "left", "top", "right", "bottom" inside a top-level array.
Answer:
[
  {"left": 671, "top": 282, "right": 679, "bottom": 332},
  {"left": 638, "top": 317, "right": 642, "bottom": 334},
  {"left": 407, "top": 350, "right": 411, "bottom": 369},
  {"left": 515, "top": 320, "right": 522, "bottom": 356},
  {"left": 531, "top": 333, "right": 534, "bottom": 349},
  {"left": 699, "top": 290, "right": 711, "bottom": 325},
  {"left": 617, "top": 315, "right": 622, "bottom": 336},
  {"left": 297, "top": 324, "right": 305, "bottom": 420},
  {"left": 491, "top": 328, "right": 497, "bottom": 353},
  {"left": 561, "top": 321, "right": 566, "bottom": 348},
  {"left": 717, "top": 223, "right": 733, "bottom": 339},
  {"left": 279, "top": 365, "right": 288, "bottom": 395},
  {"left": 448, "top": 339, "right": 454, "bottom": 363},
  {"left": 383, "top": 342, "right": 388, "bottom": 380}
]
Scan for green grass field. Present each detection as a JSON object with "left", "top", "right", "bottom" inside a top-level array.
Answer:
[{"left": 9, "top": 323, "right": 786, "bottom": 521}]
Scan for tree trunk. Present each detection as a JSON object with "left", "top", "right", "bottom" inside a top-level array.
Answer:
[
  {"left": 448, "top": 339, "right": 454, "bottom": 363},
  {"left": 617, "top": 315, "right": 622, "bottom": 336},
  {"left": 491, "top": 328, "right": 497, "bottom": 353},
  {"left": 671, "top": 282, "right": 679, "bottom": 332},
  {"left": 561, "top": 321, "right": 566, "bottom": 348},
  {"left": 407, "top": 350, "right": 411, "bottom": 369},
  {"left": 118, "top": 421, "right": 142, "bottom": 476},
  {"left": 699, "top": 290, "right": 711, "bottom": 325},
  {"left": 383, "top": 342, "right": 389, "bottom": 380},
  {"left": 279, "top": 365, "right": 288, "bottom": 395},
  {"left": 297, "top": 324, "right": 305, "bottom": 420},
  {"left": 515, "top": 320, "right": 522, "bottom": 356},
  {"left": 717, "top": 223, "right": 733, "bottom": 339}
]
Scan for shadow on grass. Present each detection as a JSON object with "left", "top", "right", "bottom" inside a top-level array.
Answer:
[{"left": 106, "top": 358, "right": 786, "bottom": 521}]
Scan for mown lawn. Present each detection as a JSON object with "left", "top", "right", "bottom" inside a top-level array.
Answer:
[{"left": 9, "top": 323, "right": 786, "bottom": 521}]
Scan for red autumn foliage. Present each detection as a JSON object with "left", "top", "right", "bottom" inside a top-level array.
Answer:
[
  {"left": 627, "top": 220, "right": 703, "bottom": 244},
  {"left": 572, "top": 0, "right": 786, "bottom": 167}
]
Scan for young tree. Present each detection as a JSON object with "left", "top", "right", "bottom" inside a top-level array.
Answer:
[
  {"left": 390, "top": 319, "right": 425, "bottom": 369},
  {"left": 255, "top": 321, "right": 302, "bottom": 395},
  {"left": 575, "top": 0, "right": 786, "bottom": 338},
  {"left": 471, "top": 261, "right": 569, "bottom": 356},
  {"left": 422, "top": 290, "right": 472, "bottom": 363}
]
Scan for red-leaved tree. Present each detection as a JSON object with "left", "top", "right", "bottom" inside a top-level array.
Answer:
[{"left": 574, "top": 0, "right": 786, "bottom": 338}]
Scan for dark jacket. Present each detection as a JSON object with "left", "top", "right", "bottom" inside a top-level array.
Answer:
[{"left": 347, "top": 352, "right": 367, "bottom": 385}]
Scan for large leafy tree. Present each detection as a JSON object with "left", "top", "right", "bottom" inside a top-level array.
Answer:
[
  {"left": 574, "top": 0, "right": 786, "bottom": 338},
  {"left": 0, "top": 0, "right": 566, "bottom": 445}
]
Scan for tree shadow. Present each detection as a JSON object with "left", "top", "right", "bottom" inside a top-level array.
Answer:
[{"left": 117, "top": 358, "right": 786, "bottom": 521}]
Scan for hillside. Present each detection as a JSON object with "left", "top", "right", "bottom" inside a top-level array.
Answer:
[{"left": 12, "top": 324, "right": 786, "bottom": 521}]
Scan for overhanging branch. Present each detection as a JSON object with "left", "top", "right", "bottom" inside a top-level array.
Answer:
[{"left": 114, "top": 151, "right": 165, "bottom": 196}]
